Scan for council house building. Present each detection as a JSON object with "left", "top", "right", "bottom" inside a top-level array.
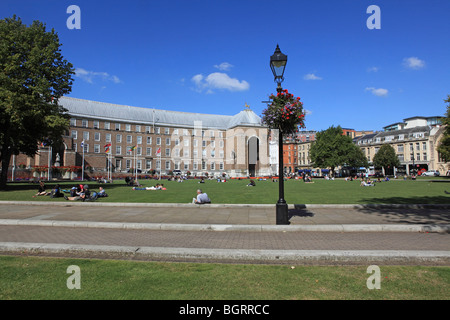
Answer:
[{"left": 7, "top": 97, "right": 272, "bottom": 180}]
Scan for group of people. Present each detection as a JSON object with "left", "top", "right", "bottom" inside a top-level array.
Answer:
[
  {"left": 132, "top": 183, "right": 166, "bottom": 191},
  {"left": 33, "top": 181, "right": 108, "bottom": 201}
]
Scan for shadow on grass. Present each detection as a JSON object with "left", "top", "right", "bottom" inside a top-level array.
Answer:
[
  {"left": 356, "top": 196, "right": 450, "bottom": 225},
  {"left": 1, "top": 180, "right": 134, "bottom": 192}
]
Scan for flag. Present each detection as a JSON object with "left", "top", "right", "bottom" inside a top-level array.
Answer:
[
  {"left": 81, "top": 140, "right": 84, "bottom": 148},
  {"left": 156, "top": 147, "right": 161, "bottom": 155},
  {"left": 129, "top": 145, "right": 136, "bottom": 152},
  {"left": 104, "top": 143, "right": 112, "bottom": 153}
]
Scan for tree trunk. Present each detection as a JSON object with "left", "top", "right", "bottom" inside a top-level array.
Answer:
[{"left": 0, "top": 149, "right": 12, "bottom": 190}]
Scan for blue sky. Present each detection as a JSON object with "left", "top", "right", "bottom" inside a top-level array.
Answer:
[{"left": 2, "top": 0, "right": 450, "bottom": 132}]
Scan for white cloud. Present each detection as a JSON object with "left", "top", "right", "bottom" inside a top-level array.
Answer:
[
  {"left": 403, "top": 57, "right": 425, "bottom": 69},
  {"left": 191, "top": 72, "right": 249, "bottom": 93},
  {"left": 303, "top": 73, "right": 322, "bottom": 80},
  {"left": 75, "top": 68, "right": 122, "bottom": 84},
  {"left": 367, "top": 66, "right": 379, "bottom": 72},
  {"left": 365, "top": 87, "right": 389, "bottom": 97},
  {"left": 214, "top": 62, "right": 234, "bottom": 71}
]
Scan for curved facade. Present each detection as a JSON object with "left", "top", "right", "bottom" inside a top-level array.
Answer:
[{"left": 8, "top": 97, "right": 272, "bottom": 180}]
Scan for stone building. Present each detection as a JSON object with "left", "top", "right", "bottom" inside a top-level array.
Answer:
[{"left": 8, "top": 97, "right": 272, "bottom": 180}]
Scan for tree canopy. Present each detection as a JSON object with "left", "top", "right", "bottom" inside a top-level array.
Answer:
[
  {"left": 372, "top": 144, "right": 400, "bottom": 173},
  {"left": 310, "top": 126, "right": 368, "bottom": 175},
  {"left": 437, "top": 95, "right": 450, "bottom": 162},
  {"left": 0, "top": 16, "right": 74, "bottom": 188}
]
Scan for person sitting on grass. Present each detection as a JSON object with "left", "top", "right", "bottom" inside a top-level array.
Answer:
[
  {"left": 33, "top": 181, "right": 49, "bottom": 197},
  {"left": 192, "top": 189, "right": 211, "bottom": 204},
  {"left": 360, "top": 179, "right": 375, "bottom": 187},
  {"left": 64, "top": 185, "right": 92, "bottom": 201}
]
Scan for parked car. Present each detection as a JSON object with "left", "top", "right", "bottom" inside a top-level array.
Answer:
[{"left": 421, "top": 170, "right": 440, "bottom": 176}]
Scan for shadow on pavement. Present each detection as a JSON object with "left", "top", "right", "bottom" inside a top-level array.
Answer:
[
  {"left": 357, "top": 196, "right": 450, "bottom": 225},
  {"left": 288, "top": 204, "right": 314, "bottom": 221}
]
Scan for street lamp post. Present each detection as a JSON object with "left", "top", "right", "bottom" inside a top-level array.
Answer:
[{"left": 270, "top": 45, "right": 289, "bottom": 225}]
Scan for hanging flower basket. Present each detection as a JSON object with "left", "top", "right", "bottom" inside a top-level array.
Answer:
[{"left": 262, "top": 89, "right": 305, "bottom": 134}]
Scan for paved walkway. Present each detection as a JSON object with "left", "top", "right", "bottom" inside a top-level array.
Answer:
[{"left": 0, "top": 201, "right": 449, "bottom": 265}]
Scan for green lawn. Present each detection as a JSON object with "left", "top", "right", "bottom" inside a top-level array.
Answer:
[
  {"left": 0, "top": 255, "right": 448, "bottom": 300},
  {"left": 1, "top": 176, "right": 449, "bottom": 204}
]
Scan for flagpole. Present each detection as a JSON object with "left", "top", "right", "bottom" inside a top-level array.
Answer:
[
  {"left": 134, "top": 147, "right": 137, "bottom": 182},
  {"left": 81, "top": 141, "right": 85, "bottom": 181},
  {"left": 48, "top": 146, "right": 52, "bottom": 181}
]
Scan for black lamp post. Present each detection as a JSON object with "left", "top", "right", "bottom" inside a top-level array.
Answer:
[{"left": 270, "top": 45, "right": 289, "bottom": 225}]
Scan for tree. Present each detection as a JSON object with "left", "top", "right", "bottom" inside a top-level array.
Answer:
[
  {"left": 372, "top": 144, "right": 400, "bottom": 175},
  {"left": 0, "top": 16, "right": 74, "bottom": 189},
  {"left": 310, "top": 126, "right": 368, "bottom": 176},
  {"left": 437, "top": 95, "right": 450, "bottom": 162}
]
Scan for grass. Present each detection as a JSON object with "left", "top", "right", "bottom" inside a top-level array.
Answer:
[
  {"left": 0, "top": 255, "right": 448, "bottom": 300},
  {"left": 1, "top": 176, "right": 449, "bottom": 204}
]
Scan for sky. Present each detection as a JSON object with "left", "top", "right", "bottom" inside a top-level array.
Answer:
[{"left": 2, "top": 0, "right": 450, "bottom": 132}]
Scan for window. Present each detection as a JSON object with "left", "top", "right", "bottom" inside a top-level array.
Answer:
[
  {"left": 70, "top": 118, "right": 76, "bottom": 126},
  {"left": 104, "top": 122, "right": 110, "bottom": 130},
  {"left": 93, "top": 120, "right": 99, "bottom": 129},
  {"left": 165, "top": 148, "right": 170, "bottom": 156},
  {"left": 156, "top": 160, "right": 161, "bottom": 170},
  {"left": 82, "top": 119, "right": 88, "bottom": 128},
  {"left": 146, "top": 126, "right": 151, "bottom": 134},
  {"left": 146, "top": 147, "right": 152, "bottom": 156},
  {"left": 126, "top": 159, "right": 131, "bottom": 169},
  {"left": 83, "top": 131, "right": 89, "bottom": 141},
  {"left": 422, "top": 142, "right": 427, "bottom": 150},
  {"left": 116, "top": 146, "right": 121, "bottom": 155},
  {"left": 137, "top": 136, "right": 142, "bottom": 145},
  {"left": 126, "top": 124, "right": 131, "bottom": 132},
  {"left": 146, "top": 160, "right": 152, "bottom": 170},
  {"left": 105, "top": 134, "right": 111, "bottom": 143},
  {"left": 173, "top": 129, "right": 178, "bottom": 135},
  {"left": 202, "top": 160, "right": 206, "bottom": 170},
  {"left": 166, "top": 138, "right": 171, "bottom": 145},
  {"left": 164, "top": 128, "right": 170, "bottom": 135},
  {"left": 165, "top": 161, "right": 170, "bottom": 170},
  {"left": 71, "top": 130, "right": 77, "bottom": 139},
  {"left": 137, "top": 147, "right": 142, "bottom": 156},
  {"left": 94, "top": 144, "right": 100, "bottom": 153},
  {"left": 147, "top": 136, "right": 152, "bottom": 144},
  {"left": 115, "top": 123, "right": 121, "bottom": 131},
  {"left": 155, "top": 127, "right": 160, "bottom": 134},
  {"left": 397, "top": 145, "right": 404, "bottom": 152},
  {"left": 135, "top": 125, "right": 141, "bottom": 133},
  {"left": 423, "top": 153, "right": 427, "bottom": 161},
  {"left": 116, "top": 134, "right": 122, "bottom": 143},
  {"left": 127, "top": 135, "right": 132, "bottom": 144},
  {"left": 184, "top": 163, "right": 189, "bottom": 170},
  {"left": 94, "top": 132, "right": 100, "bottom": 141},
  {"left": 193, "top": 161, "right": 198, "bottom": 170},
  {"left": 156, "top": 137, "right": 161, "bottom": 145}
]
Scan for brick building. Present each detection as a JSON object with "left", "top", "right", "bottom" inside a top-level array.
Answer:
[{"left": 7, "top": 97, "right": 272, "bottom": 180}]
